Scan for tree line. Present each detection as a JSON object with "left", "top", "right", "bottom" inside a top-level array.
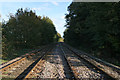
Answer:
[
  {"left": 64, "top": 2, "right": 120, "bottom": 65},
  {"left": 2, "top": 8, "right": 60, "bottom": 58}
]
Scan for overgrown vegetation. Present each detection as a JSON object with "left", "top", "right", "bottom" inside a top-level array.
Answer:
[
  {"left": 64, "top": 2, "right": 120, "bottom": 66},
  {"left": 2, "top": 8, "right": 60, "bottom": 60},
  {"left": 56, "top": 33, "right": 64, "bottom": 42}
]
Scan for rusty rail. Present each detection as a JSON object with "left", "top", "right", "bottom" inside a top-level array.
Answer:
[
  {"left": 63, "top": 43, "right": 119, "bottom": 79},
  {"left": 60, "top": 44, "right": 77, "bottom": 80},
  {"left": 15, "top": 45, "right": 54, "bottom": 80},
  {"left": 0, "top": 47, "right": 45, "bottom": 72}
]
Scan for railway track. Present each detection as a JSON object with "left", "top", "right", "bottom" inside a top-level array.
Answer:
[
  {"left": 22, "top": 45, "right": 60, "bottom": 79},
  {"left": 19, "top": 44, "right": 75, "bottom": 79},
  {"left": 15, "top": 45, "right": 54, "bottom": 80},
  {"left": 0, "top": 47, "right": 44, "bottom": 72},
  {"left": 63, "top": 43, "right": 120, "bottom": 79},
  {"left": 1, "top": 50, "right": 44, "bottom": 72},
  {"left": 1, "top": 43, "right": 119, "bottom": 79},
  {"left": 60, "top": 43, "right": 119, "bottom": 79},
  {"left": 59, "top": 44, "right": 76, "bottom": 79},
  {"left": 1, "top": 45, "right": 52, "bottom": 79}
]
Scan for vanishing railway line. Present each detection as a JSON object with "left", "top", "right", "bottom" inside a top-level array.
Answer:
[
  {"left": 63, "top": 43, "right": 120, "bottom": 79},
  {"left": 61, "top": 44, "right": 115, "bottom": 79},
  {"left": 1, "top": 44, "right": 53, "bottom": 79},
  {"left": 0, "top": 46, "right": 45, "bottom": 72},
  {"left": 1, "top": 43, "right": 120, "bottom": 80},
  {"left": 15, "top": 45, "right": 54, "bottom": 79}
]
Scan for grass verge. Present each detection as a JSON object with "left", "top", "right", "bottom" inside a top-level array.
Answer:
[{"left": 1, "top": 49, "right": 35, "bottom": 64}]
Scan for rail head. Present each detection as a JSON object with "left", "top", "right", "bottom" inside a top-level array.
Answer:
[
  {"left": 15, "top": 45, "right": 54, "bottom": 80},
  {"left": 63, "top": 43, "right": 120, "bottom": 70},
  {"left": 62, "top": 43, "right": 120, "bottom": 79},
  {"left": 0, "top": 46, "right": 46, "bottom": 73},
  {"left": 60, "top": 44, "right": 77, "bottom": 80}
]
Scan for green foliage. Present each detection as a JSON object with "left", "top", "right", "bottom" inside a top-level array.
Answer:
[
  {"left": 54, "top": 32, "right": 62, "bottom": 42},
  {"left": 2, "top": 8, "right": 58, "bottom": 58},
  {"left": 64, "top": 2, "right": 120, "bottom": 63},
  {"left": 58, "top": 37, "right": 64, "bottom": 42}
]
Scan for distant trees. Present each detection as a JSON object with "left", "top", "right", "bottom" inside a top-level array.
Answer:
[
  {"left": 56, "top": 33, "right": 64, "bottom": 42},
  {"left": 0, "top": 14, "right": 1, "bottom": 58},
  {"left": 64, "top": 2, "right": 120, "bottom": 62},
  {"left": 2, "top": 8, "right": 58, "bottom": 58}
]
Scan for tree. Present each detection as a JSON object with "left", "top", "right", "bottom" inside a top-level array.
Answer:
[
  {"left": 2, "top": 8, "right": 58, "bottom": 58},
  {"left": 64, "top": 2, "right": 120, "bottom": 62}
]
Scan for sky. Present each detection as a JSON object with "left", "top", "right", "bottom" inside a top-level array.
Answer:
[{"left": 0, "top": 1, "right": 72, "bottom": 37}]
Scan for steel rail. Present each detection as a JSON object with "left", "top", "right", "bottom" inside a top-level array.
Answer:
[
  {"left": 0, "top": 47, "right": 45, "bottom": 72},
  {"left": 60, "top": 44, "right": 77, "bottom": 80},
  {"left": 63, "top": 43, "right": 116, "bottom": 80},
  {"left": 15, "top": 45, "right": 54, "bottom": 80},
  {"left": 0, "top": 57, "right": 26, "bottom": 72}
]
